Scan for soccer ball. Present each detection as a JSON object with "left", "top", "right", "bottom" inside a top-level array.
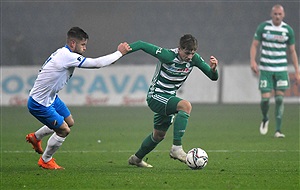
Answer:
[{"left": 186, "top": 148, "right": 208, "bottom": 170}]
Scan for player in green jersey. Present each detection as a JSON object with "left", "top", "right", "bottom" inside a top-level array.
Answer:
[
  {"left": 250, "top": 4, "right": 300, "bottom": 138},
  {"left": 127, "top": 34, "right": 218, "bottom": 167}
]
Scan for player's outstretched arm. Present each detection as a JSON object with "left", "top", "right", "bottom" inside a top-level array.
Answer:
[
  {"left": 128, "top": 40, "right": 160, "bottom": 56},
  {"left": 127, "top": 40, "right": 174, "bottom": 62},
  {"left": 80, "top": 42, "right": 131, "bottom": 68}
]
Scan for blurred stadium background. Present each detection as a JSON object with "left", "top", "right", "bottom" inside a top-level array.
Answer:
[{"left": 1, "top": 1, "right": 299, "bottom": 106}]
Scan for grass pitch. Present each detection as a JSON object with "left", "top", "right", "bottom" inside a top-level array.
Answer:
[{"left": 1, "top": 104, "right": 299, "bottom": 189}]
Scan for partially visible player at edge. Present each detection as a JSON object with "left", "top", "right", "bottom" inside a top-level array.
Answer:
[
  {"left": 250, "top": 4, "right": 300, "bottom": 138},
  {"left": 26, "top": 27, "right": 131, "bottom": 169},
  {"left": 126, "top": 34, "right": 218, "bottom": 167}
]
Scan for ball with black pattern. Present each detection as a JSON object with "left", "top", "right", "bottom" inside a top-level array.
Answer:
[{"left": 186, "top": 148, "right": 208, "bottom": 170}]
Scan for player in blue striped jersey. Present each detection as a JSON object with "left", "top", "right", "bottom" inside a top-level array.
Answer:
[
  {"left": 127, "top": 34, "right": 218, "bottom": 167},
  {"left": 250, "top": 4, "right": 300, "bottom": 138}
]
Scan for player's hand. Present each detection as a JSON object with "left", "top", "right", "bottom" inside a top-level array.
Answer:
[
  {"left": 210, "top": 56, "right": 218, "bottom": 72},
  {"left": 118, "top": 42, "right": 132, "bottom": 55},
  {"left": 250, "top": 60, "right": 259, "bottom": 76}
]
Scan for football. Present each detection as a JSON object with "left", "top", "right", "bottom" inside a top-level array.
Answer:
[{"left": 186, "top": 148, "right": 208, "bottom": 170}]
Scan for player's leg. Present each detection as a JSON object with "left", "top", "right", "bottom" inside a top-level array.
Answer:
[
  {"left": 273, "top": 71, "right": 289, "bottom": 138},
  {"left": 259, "top": 92, "right": 271, "bottom": 135},
  {"left": 129, "top": 94, "right": 173, "bottom": 167},
  {"left": 34, "top": 126, "right": 54, "bottom": 140},
  {"left": 27, "top": 96, "right": 71, "bottom": 169},
  {"left": 274, "top": 91, "right": 284, "bottom": 137},
  {"left": 39, "top": 121, "right": 70, "bottom": 170},
  {"left": 258, "top": 71, "right": 272, "bottom": 135},
  {"left": 64, "top": 115, "right": 74, "bottom": 127},
  {"left": 26, "top": 125, "right": 54, "bottom": 154},
  {"left": 39, "top": 96, "right": 72, "bottom": 169},
  {"left": 173, "top": 99, "right": 191, "bottom": 145},
  {"left": 26, "top": 97, "right": 53, "bottom": 154},
  {"left": 129, "top": 114, "right": 172, "bottom": 168},
  {"left": 169, "top": 98, "right": 191, "bottom": 162},
  {"left": 135, "top": 123, "right": 168, "bottom": 159},
  {"left": 145, "top": 95, "right": 189, "bottom": 162},
  {"left": 26, "top": 96, "right": 72, "bottom": 155},
  {"left": 55, "top": 96, "right": 74, "bottom": 128}
]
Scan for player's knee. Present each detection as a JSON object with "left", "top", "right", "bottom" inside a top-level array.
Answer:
[
  {"left": 56, "top": 123, "right": 71, "bottom": 137},
  {"left": 65, "top": 116, "right": 75, "bottom": 127},
  {"left": 275, "top": 90, "right": 285, "bottom": 97},
  {"left": 68, "top": 119, "right": 74, "bottom": 128},
  {"left": 261, "top": 92, "right": 271, "bottom": 99},
  {"left": 153, "top": 130, "right": 166, "bottom": 142},
  {"left": 177, "top": 100, "right": 192, "bottom": 114},
  {"left": 275, "top": 95, "right": 283, "bottom": 104},
  {"left": 60, "top": 127, "right": 70, "bottom": 137}
]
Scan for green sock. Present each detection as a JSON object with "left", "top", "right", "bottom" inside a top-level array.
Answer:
[
  {"left": 135, "top": 133, "right": 159, "bottom": 159},
  {"left": 173, "top": 110, "right": 190, "bottom": 146},
  {"left": 275, "top": 95, "right": 284, "bottom": 132},
  {"left": 260, "top": 98, "right": 270, "bottom": 122}
]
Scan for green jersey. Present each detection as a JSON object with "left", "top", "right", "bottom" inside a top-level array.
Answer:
[
  {"left": 129, "top": 40, "right": 218, "bottom": 96},
  {"left": 254, "top": 20, "right": 295, "bottom": 72}
]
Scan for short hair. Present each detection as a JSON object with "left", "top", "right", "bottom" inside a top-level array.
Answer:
[
  {"left": 272, "top": 4, "right": 284, "bottom": 12},
  {"left": 179, "top": 34, "right": 198, "bottom": 51},
  {"left": 67, "top": 27, "right": 89, "bottom": 41}
]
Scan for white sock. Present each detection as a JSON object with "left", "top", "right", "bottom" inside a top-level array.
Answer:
[
  {"left": 42, "top": 133, "right": 66, "bottom": 163},
  {"left": 35, "top": 125, "right": 54, "bottom": 140}
]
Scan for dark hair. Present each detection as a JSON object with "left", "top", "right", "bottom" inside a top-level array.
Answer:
[
  {"left": 67, "top": 27, "right": 89, "bottom": 41},
  {"left": 179, "top": 34, "right": 198, "bottom": 51}
]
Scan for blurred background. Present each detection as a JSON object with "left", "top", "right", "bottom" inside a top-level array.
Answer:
[
  {"left": 2, "top": 0, "right": 299, "bottom": 66},
  {"left": 1, "top": 0, "right": 299, "bottom": 105}
]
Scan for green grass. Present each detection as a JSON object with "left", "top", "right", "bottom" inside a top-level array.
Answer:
[{"left": 1, "top": 104, "right": 299, "bottom": 189}]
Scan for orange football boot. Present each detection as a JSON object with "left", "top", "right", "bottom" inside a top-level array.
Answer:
[
  {"left": 26, "top": 133, "right": 43, "bottom": 154},
  {"left": 38, "top": 157, "right": 64, "bottom": 170}
]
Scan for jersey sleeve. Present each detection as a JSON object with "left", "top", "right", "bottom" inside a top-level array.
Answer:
[
  {"left": 253, "top": 22, "right": 265, "bottom": 41},
  {"left": 79, "top": 51, "right": 122, "bottom": 68},
  {"left": 128, "top": 40, "right": 175, "bottom": 62},
  {"left": 193, "top": 53, "right": 218, "bottom": 81},
  {"left": 286, "top": 25, "right": 295, "bottom": 45},
  {"left": 61, "top": 50, "right": 87, "bottom": 68},
  {"left": 62, "top": 46, "right": 122, "bottom": 69}
]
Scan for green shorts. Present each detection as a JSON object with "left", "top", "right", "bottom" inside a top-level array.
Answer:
[
  {"left": 259, "top": 71, "right": 289, "bottom": 93},
  {"left": 147, "top": 93, "right": 182, "bottom": 131}
]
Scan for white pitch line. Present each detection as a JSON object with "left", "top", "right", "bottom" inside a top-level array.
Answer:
[{"left": 2, "top": 149, "right": 299, "bottom": 153}]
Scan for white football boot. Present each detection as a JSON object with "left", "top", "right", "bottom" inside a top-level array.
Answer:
[
  {"left": 259, "top": 120, "right": 269, "bottom": 135},
  {"left": 128, "top": 155, "right": 153, "bottom": 168},
  {"left": 169, "top": 145, "right": 187, "bottom": 163},
  {"left": 274, "top": 131, "right": 285, "bottom": 138}
]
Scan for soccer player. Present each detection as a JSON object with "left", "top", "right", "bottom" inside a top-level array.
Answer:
[
  {"left": 127, "top": 34, "right": 218, "bottom": 167},
  {"left": 26, "top": 27, "right": 131, "bottom": 169},
  {"left": 250, "top": 4, "right": 300, "bottom": 138}
]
